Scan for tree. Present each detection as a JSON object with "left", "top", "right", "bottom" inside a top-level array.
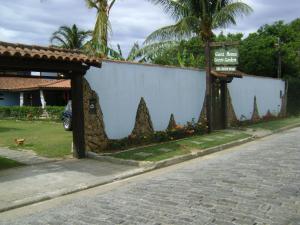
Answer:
[
  {"left": 145, "top": 0, "right": 252, "bottom": 44},
  {"left": 50, "top": 24, "right": 92, "bottom": 49},
  {"left": 85, "top": 0, "right": 116, "bottom": 54},
  {"left": 238, "top": 19, "right": 300, "bottom": 78},
  {"left": 148, "top": 33, "right": 243, "bottom": 68}
]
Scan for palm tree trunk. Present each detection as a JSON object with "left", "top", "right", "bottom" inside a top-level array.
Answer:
[
  {"left": 205, "top": 40, "right": 213, "bottom": 133},
  {"left": 100, "top": 1, "right": 108, "bottom": 48}
]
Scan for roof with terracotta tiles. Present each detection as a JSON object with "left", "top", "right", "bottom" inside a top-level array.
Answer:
[
  {"left": 0, "top": 41, "right": 101, "bottom": 67},
  {"left": 0, "top": 77, "right": 71, "bottom": 92}
]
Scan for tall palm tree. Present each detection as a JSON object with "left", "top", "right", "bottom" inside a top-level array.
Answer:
[
  {"left": 145, "top": 0, "right": 252, "bottom": 132},
  {"left": 85, "top": 0, "right": 116, "bottom": 52},
  {"left": 50, "top": 24, "right": 92, "bottom": 49},
  {"left": 145, "top": 0, "right": 252, "bottom": 44}
]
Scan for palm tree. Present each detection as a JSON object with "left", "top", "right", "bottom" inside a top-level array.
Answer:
[
  {"left": 145, "top": 0, "right": 252, "bottom": 44},
  {"left": 50, "top": 24, "right": 92, "bottom": 49},
  {"left": 145, "top": 0, "right": 252, "bottom": 132},
  {"left": 85, "top": 0, "right": 116, "bottom": 52}
]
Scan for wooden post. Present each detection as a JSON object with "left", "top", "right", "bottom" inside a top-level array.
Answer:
[
  {"left": 71, "top": 74, "right": 86, "bottom": 158},
  {"left": 205, "top": 40, "right": 213, "bottom": 133},
  {"left": 221, "top": 82, "right": 228, "bottom": 129}
]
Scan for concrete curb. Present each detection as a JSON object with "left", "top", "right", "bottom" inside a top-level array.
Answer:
[{"left": 0, "top": 167, "right": 149, "bottom": 213}]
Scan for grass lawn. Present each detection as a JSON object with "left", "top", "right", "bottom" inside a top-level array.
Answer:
[
  {"left": 247, "top": 116, "right": 300, "bottom": 131},
  {"left": 0, "top": 120, "right": 72, "bottom": 158},
  {"left": 111, "top": 131, "right": 250, "bottom": 162},
  {"left": 0, "top": 156, "right": 24, "bottom": 170}
]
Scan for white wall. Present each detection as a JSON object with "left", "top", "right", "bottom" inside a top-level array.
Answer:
[
  {"left": 228, "top": 76, "right": 285, "bottom": 120},
  {"left": 86, "top": 60, "right": 206, "bottom": 139}
]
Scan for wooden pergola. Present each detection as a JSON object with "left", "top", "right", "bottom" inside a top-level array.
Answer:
[{"left": 0, "top": 41, "right": 102, "bottom": 158}]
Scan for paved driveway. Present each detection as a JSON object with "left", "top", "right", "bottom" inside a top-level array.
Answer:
[{"left": 1, "top": 128, "right": 300, "bottom": 225}]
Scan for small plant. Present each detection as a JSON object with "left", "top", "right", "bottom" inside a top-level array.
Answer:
[{"left": 107, "top": 118, "right": 208, "bottom": 151}]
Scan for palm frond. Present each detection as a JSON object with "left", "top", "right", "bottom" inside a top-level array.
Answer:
[
  {"left": 85, "top": 0, "right": 99, "bottom": 10},
  {"left": 148, "top": 0, "right": 189, "bottom": 20},
  {"left": 138, "top": 41, "right": 179, "bottom": 60},
  {"left": 144, "top": 16, "right": 198, "bottom": 44},
  {"left": 212, "top": 1, "right": 253, "bottom": 29}
]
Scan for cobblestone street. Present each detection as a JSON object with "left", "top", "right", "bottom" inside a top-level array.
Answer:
[{"left": 1, "top": 128, "right": 300, "bottom": 225}]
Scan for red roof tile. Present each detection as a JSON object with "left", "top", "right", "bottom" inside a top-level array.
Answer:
[
  {"left": 0, "top": 41, "right": 101, "bottom": 67},
  {"left": 0, "top": 77, "right": 70, "bottom": 92}
]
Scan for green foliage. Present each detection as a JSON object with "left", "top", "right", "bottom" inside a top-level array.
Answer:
[
  {"left": 151, "top": 38, "right": 205, "bottom": 67},
  {"left": 238, "top": 20, "right": 300, "bottom": 78},
  {"left": 50, "top": 24, "right": 92, "bottom": 49},
  {"left": 45, "top": 106, "right": 65, "bottom": 120},
  {"left": 145, "top": 0, "right": 252, "bottom": 43},
  {"left": 85, "top": 0, "right": 117, "bottom": 56},
  {"left": 0, "top": 106, "right": 64, "bottom": 121}
]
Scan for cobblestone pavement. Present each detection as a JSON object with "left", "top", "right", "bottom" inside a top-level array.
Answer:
[{"left": 1, "top": 128, "right": 300, "bottom": 225}]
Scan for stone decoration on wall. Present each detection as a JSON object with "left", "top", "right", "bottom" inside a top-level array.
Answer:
[
  {"left": 83, "top": 78, "right": 108, "bottom": 152},
  {"left": 279, "top": 85, "right": 288, "bottom": 117},
  {"left": 251, "top": 96, "right": 260, "bottom": 122},
  {"left": 131, "top": 97, "right": 154, "bottom": 136},
  {"left": 198, "top": 97, "right": 207, "bottom": 124},
  {"left": 167, "top": 114, "right": 177, "bottom": 130},
  {"left": 226, "top": 89, "right": 238, "bottom": 127}
]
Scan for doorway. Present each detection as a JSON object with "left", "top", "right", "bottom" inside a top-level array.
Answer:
[{"left": 212, "top": 79, "right": 227, "bottom": 130}]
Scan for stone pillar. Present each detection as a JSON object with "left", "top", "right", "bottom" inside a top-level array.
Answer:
[
  {"left": 40, "top": 90, "right": 46, "bottom": 109},
  {"left": 20, "top": 92, "right": 24, "bottom": 107}
]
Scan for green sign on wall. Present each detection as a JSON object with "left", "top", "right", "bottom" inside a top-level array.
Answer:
[{"left": 214, "top": 48, "right": 239, "bottom": 66}]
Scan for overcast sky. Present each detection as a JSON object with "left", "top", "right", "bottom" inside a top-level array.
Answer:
[{"left": 0, "top": 0, "right": 299, "bottom": 55}]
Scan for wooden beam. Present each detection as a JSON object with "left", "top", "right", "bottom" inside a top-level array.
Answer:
[
  {"left": 0, "top": 73, "right": 68, "bottom": 80},
  {"left": 0, "top": 56, "right": 88, "bottom": 73},
  {"left": 209, "top": 41, "right": 240, "bottom": 47},
  {"left": 71, "top": 74, "right": 86, "bottom": 158}
]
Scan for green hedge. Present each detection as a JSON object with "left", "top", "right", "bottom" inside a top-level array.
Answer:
[{"left": 0, "top": 106, "right": 65, "bottom": 121}]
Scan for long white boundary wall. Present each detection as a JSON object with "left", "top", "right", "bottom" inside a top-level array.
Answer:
[
  {"left": 86, "top": 60, "right": 206, "bottom": 139},
  {"left": 86, "top": 60, "right": 286, "bottom": 139},
  {"left": 228, "top": 76, "right": 285, "bottom": 120}
]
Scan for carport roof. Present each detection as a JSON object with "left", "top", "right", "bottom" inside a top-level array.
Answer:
[
  {"left": 0, "top": 76, "right": 71, "bottom": 92},
  {"left": 0, "top": 41, "right": 101, "bottom": 68}
]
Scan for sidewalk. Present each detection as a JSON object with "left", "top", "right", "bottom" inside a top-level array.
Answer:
[
  {"left": 0, "top": 148, "right": 55, "bottom": 165},
  {"left": 0, "top": 158, "right": 142, "bottom": 213}
]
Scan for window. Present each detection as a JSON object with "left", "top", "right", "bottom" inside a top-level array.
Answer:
[{"left": 0, "top": 93, "right": 4, "bottom": 101}]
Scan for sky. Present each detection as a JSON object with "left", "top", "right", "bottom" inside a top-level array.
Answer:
[{"left": 0, "top": 0, "right": 299, "bottom": 55}]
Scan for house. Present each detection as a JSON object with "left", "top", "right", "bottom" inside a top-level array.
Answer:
[{"left": 0, "top": 76, "right": 71, "bottom": 108}]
